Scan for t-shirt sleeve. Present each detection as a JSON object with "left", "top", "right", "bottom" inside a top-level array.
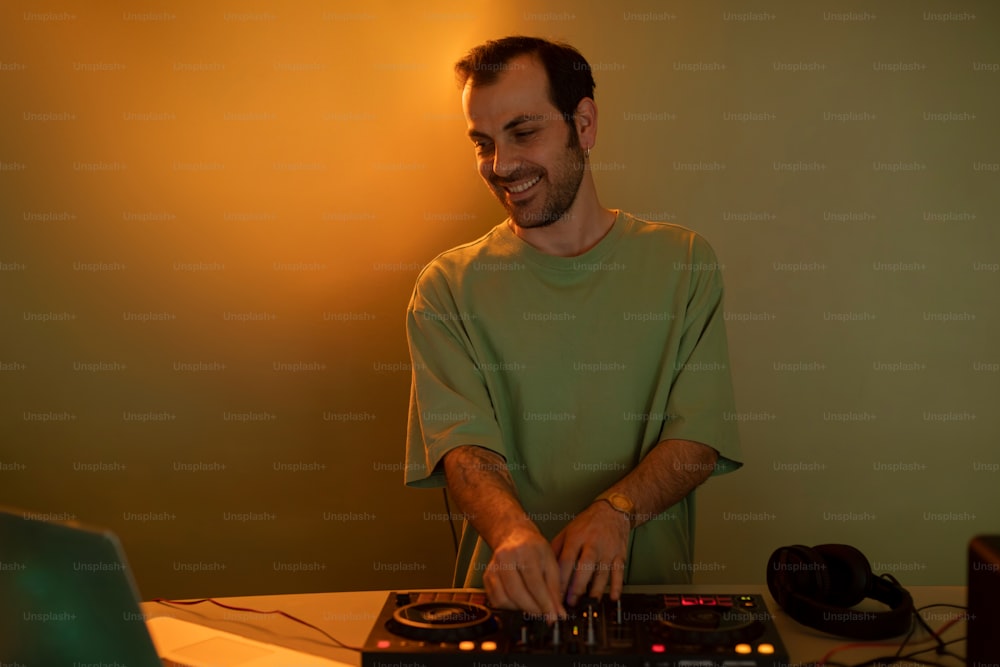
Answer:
[
  {"left": 403, "top": 267, "right": 507, "bottom": 488},
  {"left": 657, "top": 234, "right": 743, "bottom": 476}
]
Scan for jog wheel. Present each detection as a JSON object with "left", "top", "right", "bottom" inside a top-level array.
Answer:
[
  {"left": 386, "top": 601, "right": 499, "bottom": 643},
  {"left": 656, "top": 605, "right": 764, "bottom": 645}
]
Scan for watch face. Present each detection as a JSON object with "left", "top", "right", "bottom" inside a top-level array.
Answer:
[{"left": 609, "top": 493, "right": 634, "bottom": 512}]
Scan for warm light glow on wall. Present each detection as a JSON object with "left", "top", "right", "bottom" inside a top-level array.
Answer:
[{"left": 2, "top": 1, "right": 998, "bottom": 598}]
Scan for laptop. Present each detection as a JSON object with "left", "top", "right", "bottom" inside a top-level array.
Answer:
[{"left": 0, "top": 507, "right": 353, "bottom": 666}]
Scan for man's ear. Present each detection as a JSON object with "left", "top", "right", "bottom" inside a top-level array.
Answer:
[{"left": 573, "top": 97, "right": 598, "bottom": 150}]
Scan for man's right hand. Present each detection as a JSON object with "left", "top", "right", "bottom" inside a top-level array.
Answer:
[
  {"left": 483, "top": 525, "right": 566, "bottom": 621},
  {"left": 441, "top": 445, "right": 566, "bottom": 619}
]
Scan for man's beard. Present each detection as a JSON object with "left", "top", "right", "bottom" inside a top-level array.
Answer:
[{"left": 489, "top": 131, "right": 586, "bottom": 230}]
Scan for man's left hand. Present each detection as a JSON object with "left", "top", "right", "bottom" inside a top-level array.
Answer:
[{"left": 550, "top": 500, "right": 630, "bottom": 607}]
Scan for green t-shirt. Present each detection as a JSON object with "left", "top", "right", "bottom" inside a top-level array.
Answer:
[{"left": 404, "top": 210, "right": 742, "bottom": 587}]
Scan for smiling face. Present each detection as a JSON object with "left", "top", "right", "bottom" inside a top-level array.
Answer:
[{"left": 462, "top": 54, "right": 587, "bottom": 229}]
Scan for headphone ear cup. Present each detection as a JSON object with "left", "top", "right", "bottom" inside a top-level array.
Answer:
[
  {"left": 767, "top": 544, "right": 829, "bottom": 606},
  {"left": 812, "top": 543, "right": 873, "bottom": 608}
]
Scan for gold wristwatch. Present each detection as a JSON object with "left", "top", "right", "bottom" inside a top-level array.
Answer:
[{"left": 594, "top": 490, "right": 636, "bottom": 528}]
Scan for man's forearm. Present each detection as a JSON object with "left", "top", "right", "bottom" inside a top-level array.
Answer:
[
  {"left": 442, "top": 445, "right": 538, "bottom": 548},
  {"left": 604, "top": 439, "right": 718, "bottom": 528}
]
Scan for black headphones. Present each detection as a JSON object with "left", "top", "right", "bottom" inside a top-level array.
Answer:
[{"left": 766, "top": 543, "right": 915, "bottom": 640}]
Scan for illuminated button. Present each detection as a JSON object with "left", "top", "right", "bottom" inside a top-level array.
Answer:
[
  {"left": 480, "top": 641, "right": 497, "bottom": 651},
  {"left": 652, "top": 644, "right": 666, "bottom": 653},
  {"left": 757, "top": 643, "right": 775, "bottom": 655},
  {"left": 376, "top": 640, "right": 391, "bottom": 649},
  {"left": 735, "top": 643, "right": 752, "bottom": 655},
  {"left": 459, "top": 641, "right": 475, "bottom": 651},
  {"left": 698, "top": 596, "right": 717, "bottom": 605}
]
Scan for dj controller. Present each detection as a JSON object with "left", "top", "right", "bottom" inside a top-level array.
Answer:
[{"left": 362, "top": 590, "right": 789, "bottom": 667}]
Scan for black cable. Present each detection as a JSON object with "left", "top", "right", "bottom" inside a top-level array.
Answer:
[
  {"left": 907, "top": 603, "right": 968, "bottom": 662},
  {"left": 884, "top": 602, "right": 968, "bottom": 666},
  {"left": 893, "top": 612, "right": 920, "bottom": 659},
  {"left": 814, "top": 598, "right": 968, "bottom": 667},
  {"left": 849, "top": 657, "right": 954, "bottom": 667},
  {"left": 896, "top": 603, "right": 944, "bottom": 658},
  {"left": 442, "top": 487, "right": 459, "bottom": 556},
  {"left": 153, "top": 597, "right": 363, "bottom": 652},
  {"left": 899, "top": 636, "right": 966, "bottom": 663}
]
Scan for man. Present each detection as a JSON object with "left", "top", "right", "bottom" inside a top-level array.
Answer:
[{"left": 403, "top": 36, "right": 742, "bottom": 620}]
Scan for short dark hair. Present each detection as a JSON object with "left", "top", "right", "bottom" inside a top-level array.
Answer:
[{"left": 455, "top": 36, "right": 596, "bottom": 124}]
